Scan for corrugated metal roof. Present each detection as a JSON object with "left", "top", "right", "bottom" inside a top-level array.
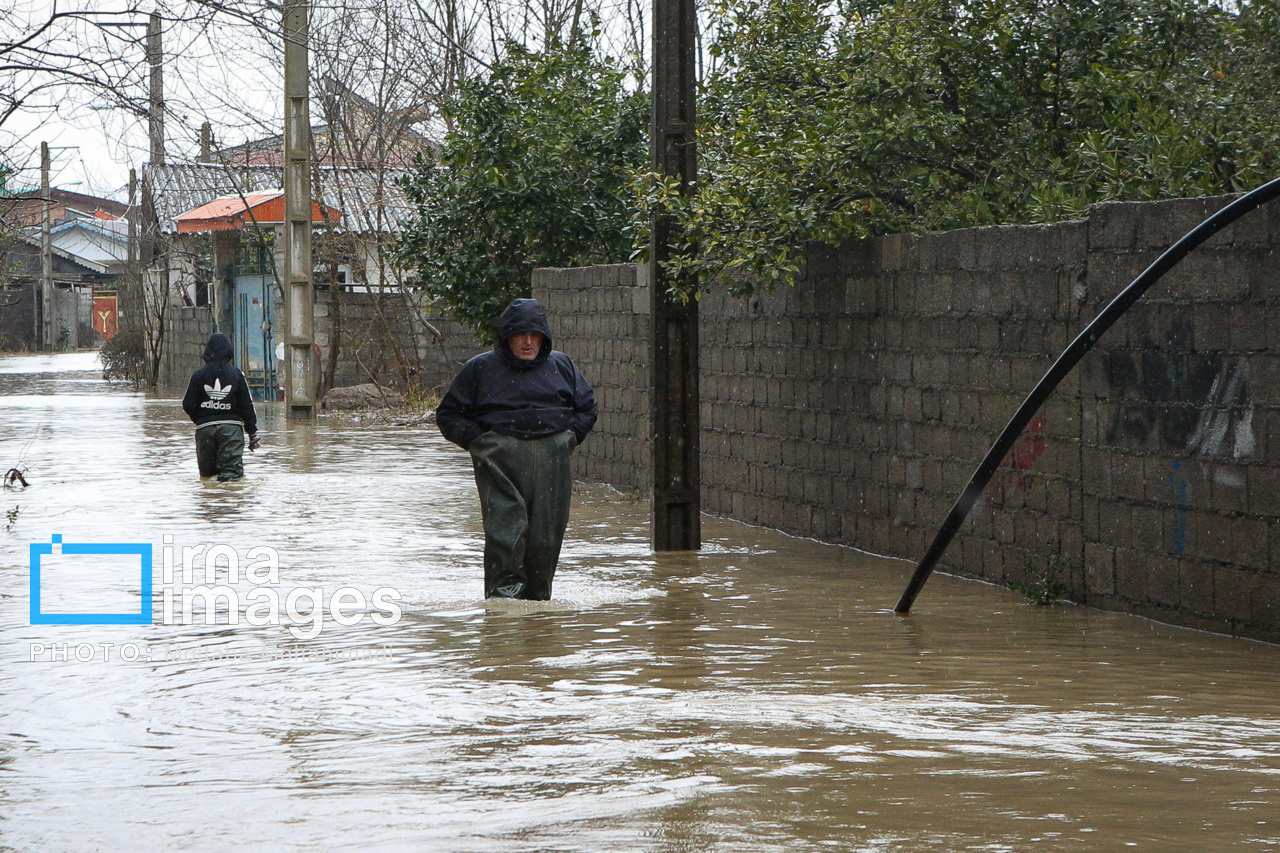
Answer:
[
  {"left": 144, "top": 163, "right": 414, "bottom": 234},
  {"left": 13, "top": 230, "right": 108, "bottom": 274}
]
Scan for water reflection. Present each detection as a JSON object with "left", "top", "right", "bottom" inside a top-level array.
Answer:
[{"left": 2, "top": 352, "right": 1279, "bottom": 852}]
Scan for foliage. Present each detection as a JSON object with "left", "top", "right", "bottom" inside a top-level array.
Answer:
[
  {"left": 4, "top": 504, "right": 20, "bottom": 532},
  {"left": 1009, "top": 555, "right": 1071, "bottom": 606},
  {"left": 98, "top": 326, "right": 148, "bottom": 386},
  {"left": 395, "top": 40, "right": 649, "bottom": 338},
  {"left": 636, "top": 0, "right": 1280, "bottom": 298}
]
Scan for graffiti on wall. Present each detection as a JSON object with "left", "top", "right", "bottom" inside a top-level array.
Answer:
[
  {"left": 1185, "top": 362, "right": 1254, "bottom": 459},
  {"left": 1104, "top": 320, "right": 1254, "bottom": 460},
  {"left": 993, "top": 411, "right": 1047, "bottom": 500}
]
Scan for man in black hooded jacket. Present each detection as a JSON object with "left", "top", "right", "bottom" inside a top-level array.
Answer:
[
  {"left": 437, "top": 299, "right": 597, "bottom": 600},
  {"left": 182, "top": 333, "right": 260, "bottom": 481}
]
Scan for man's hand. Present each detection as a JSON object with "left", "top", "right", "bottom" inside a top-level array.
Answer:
[{"left": 248, "top": 433, "right": 262, "bottom": 452}]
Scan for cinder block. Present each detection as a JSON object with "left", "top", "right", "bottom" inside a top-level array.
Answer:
[
  {"left": 1114, "top": 548, "right": 1149, "bottom": 601},
  {"left": 1250, "top": 571, "right": 1280, "bottom": 632},
  {"left": 880, "top": 234, "right": 903, "bottom": 271},
  {"left": 1090, "top": 202, "right": 1140, "bottom": 251},
  {"left": 1251, "top": 249, "right": 1280, "bottom": 301},
  {"left": 1213, "top": 565, "right": 1259, "bottom": 622},
  {"left": 1176, "top": 558, "right": 1214, "bottom": 613},
  {"left": 1096, "top": 497, "right": 1132, "bottom": 548},
  {"left": 1143, "top": 555, "right": 1182, "bottom": 607},
  {"left": 1230, "top": 514, "right": 1269, "bottom": 568},
  {"left": 1188, "top": 508, "right": 1234, "bottom": 564}
]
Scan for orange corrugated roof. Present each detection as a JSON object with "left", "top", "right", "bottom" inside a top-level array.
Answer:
[{"left": 174, "top": 190, "right": 342, "bottom": 232}]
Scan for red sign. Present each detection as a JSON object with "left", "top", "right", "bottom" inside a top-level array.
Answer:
[{"left": 93, "top": 295, "right": 118, "bottom": 341}]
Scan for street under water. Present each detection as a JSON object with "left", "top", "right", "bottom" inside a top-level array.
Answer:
[{"left": 1, "top": 352, "right": 1279, "bottom": 851}]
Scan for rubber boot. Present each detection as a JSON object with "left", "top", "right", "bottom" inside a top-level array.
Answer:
[
  {"left": 196, "top": 424, "right": 245, "bottom": 481},
  {"left": 469, "top": 431, "right": 574, "bottom": 600}
]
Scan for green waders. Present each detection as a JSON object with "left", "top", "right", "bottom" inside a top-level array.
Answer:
[
  {"left": 469, "top": 430, "right": 576, "bottom": 600},
  {"left": 195, "top": 423, "right": 245, "bottom": 481}
]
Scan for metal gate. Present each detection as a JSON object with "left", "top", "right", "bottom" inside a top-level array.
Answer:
[{"left": 233, "top": 274, "right": 277, "bottom": 401}]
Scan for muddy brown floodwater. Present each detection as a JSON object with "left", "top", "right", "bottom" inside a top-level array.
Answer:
[{"left": 2, "top": 352, "right": 1279, "bottom": 852}]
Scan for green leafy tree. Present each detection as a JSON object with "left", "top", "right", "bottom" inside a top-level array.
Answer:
[
  {"left": 396, "top": 41, "right": 648, "bottom": 338},
  {"left": 639, "top": 0, "right": 1280, "bottom": 298}
]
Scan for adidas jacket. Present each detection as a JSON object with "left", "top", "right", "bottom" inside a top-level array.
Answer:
[{"left": 181, "top": 333, "right": 259, "bottom": 434}]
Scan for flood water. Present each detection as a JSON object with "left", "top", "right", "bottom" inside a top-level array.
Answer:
[{"left": 2, "top": 351, "right": 1279, "bottom": 852}]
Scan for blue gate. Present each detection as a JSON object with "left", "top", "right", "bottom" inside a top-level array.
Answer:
[{"left": 233, "top": 274, "right": 277, "bottom": 402}]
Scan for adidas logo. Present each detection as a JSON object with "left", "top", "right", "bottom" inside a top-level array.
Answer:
[{"left": 204, "top": 378, "right": 233, "bottom": 401}]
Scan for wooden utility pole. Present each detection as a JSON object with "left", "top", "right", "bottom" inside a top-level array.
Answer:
[
  {"left": 283, "top": 0, "right": 315, "bottom": 420},
  {"left": 40, "top": 141, "right": 53, "bottom": 351},
  {"left": 126, "top": 169, "right": 139, "bottom": 332},
  {"left": 649, "top": 0, "right": 701, "bottom": 551},
  {"left": 146, "top": 13, "right": 164, "bottom": 166}
]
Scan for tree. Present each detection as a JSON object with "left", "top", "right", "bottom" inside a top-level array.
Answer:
[
  {"left": 396, "top": 40, "right": 647, "bottom": 337},
  {"left": 0, "top": 3, "right": 155, "bottom": 134},
  {"left": 639, "top": 0, "right": 1280, "bottom": 299}
]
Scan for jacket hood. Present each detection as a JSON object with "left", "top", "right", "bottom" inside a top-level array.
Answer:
[
  {"left": 496, "top": 299, "right": 552, "bottom": 368},
  {"left": 203, "top": 333, "right": 235, "bottom": 363}
]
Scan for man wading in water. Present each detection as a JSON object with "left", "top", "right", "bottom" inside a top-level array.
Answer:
[
  {"left": 437, "top": 299, "right": 597, "bottom": 600},
  {"left": 182, "top": 333, "right": 260, "bottom": 481}
]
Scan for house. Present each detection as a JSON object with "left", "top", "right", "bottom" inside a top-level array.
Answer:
[
  {"left": 135, "top": 88, "right": 456, "bottom": 396},
  {"left": 140, "top": 159, "right": 421, "bottom": 397},
  {"left": 0, "top": 230, "right": 111, "bottom": 351},
  {"left": 171, "top": 188, "right": 342, "bottom": 399},
  {"left": 50, "top": 216, "right": 129, "bottom": 275},
  {"left": 215, "top": 76, "right": 435, "bottom": 170},
  {"left": 1, "top": 188, "right": 128, "bottom": 230},
  {"left": 0, "top": 186, "right": 130, "bottom": 350}
]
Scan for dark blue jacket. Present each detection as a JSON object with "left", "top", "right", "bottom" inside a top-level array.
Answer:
[
  {"left": 182, "top": 333, "right": 258, "bottom": 434},
  {"left": 437, "top": 299, "right": 597, "bottom": 450}
]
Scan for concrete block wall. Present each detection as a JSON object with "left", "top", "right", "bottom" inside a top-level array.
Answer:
[
  {"left": 0, "top": 284, "right": 36, "bottom": 351},
  {"left": 1078, "top": 197, "right": 1280, "bottom": 636},
  {"left": 159, "top": 306, "right": 213, "bottom": 387},
  {"left": 0, "top": 285, "right": 85, "bottom": 352},
  {"left": 534, "top": 192, "right": 1280, "bottom": 643},
  {"left": 695, "top": 221, "right": 1092, "bottom": 598},
  {"left": 314, "top": 291, "right": 482, "bottom": 396},
  {"left": 532, "top": 264, "right": 650, "bottom": 489}
]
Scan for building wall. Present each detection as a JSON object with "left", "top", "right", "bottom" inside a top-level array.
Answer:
[
  {"left": 0, "top": 283, "right": 36, "bottom": 351},
  {"left": 0, "top": 283, "right": 88, "bottom": 352},
  {"left": 533, "top": 193, "right": 1280, "bottom": 643},
  {"left": 159, "top": 306, "right": 214, "bottom": 386},
  {"left": 531, "top": 264, "right": 651, "bottom": 490}
]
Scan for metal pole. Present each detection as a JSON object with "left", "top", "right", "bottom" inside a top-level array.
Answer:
[
  {"left": 283, "top": 0, "right": 315, "bottom": 420},
  {"left": 650, "top": 0, "right": 700, "bottom": 551},
  {"left": 40, "top": 141, "right": 52, "bottom": 351},
  {"left": 146, "top": 13, "right": 164, "bottom": 166},
  {"left": 893, "top": 175, "right": 1280, "bottom": 614}
]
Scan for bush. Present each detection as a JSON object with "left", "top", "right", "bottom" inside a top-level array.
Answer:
[
  {"left": 1009, "top": 556, "right": 1071, "bottom": 606},
  {"left": 99, "top": 326, "right": 147, "bottom": 386}
]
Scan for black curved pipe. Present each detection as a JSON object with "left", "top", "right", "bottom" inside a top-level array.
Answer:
[{"left": 894, "top": 176, "right": 1280, "bottom": 614}]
